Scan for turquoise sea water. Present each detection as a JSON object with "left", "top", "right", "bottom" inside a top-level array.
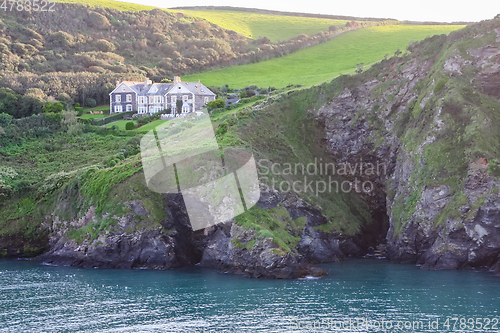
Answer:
[{"left": 0, "top": 258, "right": 499, "bottom": 332}]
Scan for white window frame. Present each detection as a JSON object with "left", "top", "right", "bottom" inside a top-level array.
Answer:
[
  {"left": 149, "top": 96, "right": 154, "bottom": 104},
  {"left": 204, "top": 97, "right": 209, "bottom": 104},
  {"left": 126, "top": 104, "right": 132, "bottom": 112},
  {"left": 114, "top": 105, "right": 122, "bottom": 113},
  {"left": 183, "top": 95, "right": 188, "bottom": 102},
  {"left": 115, "top": 95, "right": 121, "bottom": 102},
  {"left": 126, "top": 94, "right": 132, "bottom": 102},
  {"left": 171, "top": 95, "right": 177, "bottom": 103}
]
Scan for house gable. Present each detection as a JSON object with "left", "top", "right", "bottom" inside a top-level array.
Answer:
[
  {"left": 147, "top": 84, "right": 159, "bottom": 94},
  {"left": 109, "top": 82, "right": 137, "bottom": 95},
  {"left": 166, "top": 83, "right": 194, "bottom": 96}
]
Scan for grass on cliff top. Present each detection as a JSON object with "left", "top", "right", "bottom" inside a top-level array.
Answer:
[
  {"left": 383, "top": 20, "right": 500, "bottom": 234},
  {"left": 184, "top": 24, "right": 465, "bottom": 89},
  {"left": 215, "top": 76, "right": 373, "bottom": 236},
  {"left": 175, "top": 9, "right": 350, "bottom": 42},
  {"left": 0, "top": 131, "right": 135, "bottom": 188},
  {"left": 56, "top": 0, "right": 159, "bottom": 11}
]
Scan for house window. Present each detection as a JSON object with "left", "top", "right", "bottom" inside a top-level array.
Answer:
[
  {"left": 126, "top": 94, "right": 132, "bottom": 102},
  {"left": 114, "top": 105, "right": 122, "bottom": 113},
  {"left": 183, "top": 95, "right": 188, "bottom": 102},
  {"left": 155, "top": 96, "right": 162, "bottom": 104},
  {"left": 126, "top": 104, "right": 132, "bottom": 112},
  {"left": 149, "top": 96, "right": 154, "bottom": 104},
  {"left": 115, "top": 95, "right": 121, "bottom": 102},
  {"left": 204, "top": 97, "right": 209, "bottom": 104},
  {"left": 171, "top": 95, "right": 177, "bottom": 103},
  {"left": 138, "top": 96, "right": 145, "bottom": 104}
]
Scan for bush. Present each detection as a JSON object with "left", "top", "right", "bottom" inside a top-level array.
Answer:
[
  {"left": 85, "top": 98, "right": 97, "bottom": 108},
  {"left": 92, "top": 110, "right": 135, "bottom": 126},
  {"left": 0, "top": 113, "right": 13, "bottom": 127},
  {"left": 75, "top": 107, "right": 84, "bottom": 116},
  {"left": 206, "top": 99, "right": 225, "bottom": 111},
  {"left": 43, "top": 101, "right": 64, "bottom": 113},
  {"left": 125, "top": 121, "right": 135, "bottom": 130}
]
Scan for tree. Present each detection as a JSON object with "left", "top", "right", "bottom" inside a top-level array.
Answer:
[
  {"left": 85, "top": 98, "right": 97, "bottom": 108},
  {"left": 61, "top": 110, "right": 83, "bottom": 135},
  {"left": 125, "top": 121, "right": 135, "bottom": 130},
  {"left": 395, "top": 49, "right": 402, "bottom": 57},
  {"left": 94, "top": 39, "right": 116, "bottom": 52},
  {"left": 176, "top": 99, "right": 183, "bottom": 114},
  {"left": 0, "top": 113, "right": 13, "bottom": 127},
  {"left": 160, "top": 78, "right": 172, "bottom": 83},
  {"left": 43, "top": 101, "right": 64, "bottom": 113},
  {"left": 206, "top": 99, "right": 225, "bottom": 111},
  {"left": 88, "top": 12, "right": 111, "bottom": 29},
  {"left": 0, "top": 88, "right": 20, "bottom": 117}
]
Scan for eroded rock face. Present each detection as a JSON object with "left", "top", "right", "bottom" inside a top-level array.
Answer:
[
  {"left": 314, "top": 21, "right": 500, "bottom": 273},
  {"left": 199, "top": 191, "right": 363, "bottom": 278},
  {"left": 39, "top": 195, "right": 204, "bottom": 269},
  {"left": 38, "top": 191, "right": 335, "bottom": 278}
]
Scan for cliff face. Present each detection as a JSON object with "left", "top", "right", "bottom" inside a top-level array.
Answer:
[
  {"left": 4, "top": 19, "right": 500, "bottom": 279},
  {"left": 38, "top": 186, "right": 365, "bottom": 278},
  {"left": 315, "top": 18, "right": 500, "bottom": 272}
]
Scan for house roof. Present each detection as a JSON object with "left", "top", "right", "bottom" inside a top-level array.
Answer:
[
  {"left": 145, "top": 83, "right": 173, "bottom": 95},
  {"left": 111, "top": 80, "right": 215, "bottom": 96},
  {"left": 177, "top": 82, "right": 216, "bottom": 96}
]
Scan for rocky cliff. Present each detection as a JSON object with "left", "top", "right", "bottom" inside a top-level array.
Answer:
[
  {"left": 3, "top": 18, "right": 500, "bottom": 278},
  {"left": 314, "top": 17, "right": 500, "bottom": 272}
]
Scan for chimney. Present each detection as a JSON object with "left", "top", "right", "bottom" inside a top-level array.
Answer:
[
  {"left": 197, "top": 79, "right": 201, "bottom": 93},
  {"left": 116, "top": 80, "right": 120, "bottom": 87},
  {"left": 174, "top": 76, "right": 181, "bottom": 84},
  {"left": 144, "top": 77, "right": 149, "bottom": 85}
]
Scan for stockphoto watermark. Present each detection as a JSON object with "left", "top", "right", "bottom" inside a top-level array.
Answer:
[
  {"left": 140, "top": 109, "right": 260, "bottom": 231},
  {"left": 257, "top": 158, "right": 387, "bottom": 196}
]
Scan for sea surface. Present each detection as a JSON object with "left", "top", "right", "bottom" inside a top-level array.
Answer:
[{"left": 0, "top": 258, "right": 499, "bottom": 332}]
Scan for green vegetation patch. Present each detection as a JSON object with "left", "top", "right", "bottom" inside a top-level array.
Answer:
[
  {"left": 177, "top": 9, "right": 349, "bottom": 42},
  {"left": 184, "top": 24, "right": 464, "bottom": 88},
  {"left": 234, "top": 205, "right": 305, "bottom": 252}
]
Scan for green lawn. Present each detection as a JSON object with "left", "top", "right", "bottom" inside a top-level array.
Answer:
[
  {"left": 184, "top": 24, "right": 465, "bottom": 89},
  {"left": 105, "top": 120, "right": 136, "bottom": 131},
  {"left": 176, "top": 9, "right": 349, "bottom": 42},
  {"left": 80, "top": 114, "right": 106, "bottom": 120},
  {"left": 134, "top": 119, "right": 169, "bottom": 132}
]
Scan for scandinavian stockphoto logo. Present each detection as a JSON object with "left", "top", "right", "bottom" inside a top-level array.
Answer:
[{"left": 140, "top": 110, "right": 260, "bottom": 231}]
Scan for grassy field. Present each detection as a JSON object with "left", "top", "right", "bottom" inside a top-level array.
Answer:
[
  {"left": 56, "top": 0, "right": 158, "bottom": 11},
  {"left": 175, "top": 9, "right": 349, "bottom": 42},
  {"left": 56, "top": 1, "right": 350, "bottom": 42},
  {"left": 184, "top": 24, "right": 465, "bottom": 88}
]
